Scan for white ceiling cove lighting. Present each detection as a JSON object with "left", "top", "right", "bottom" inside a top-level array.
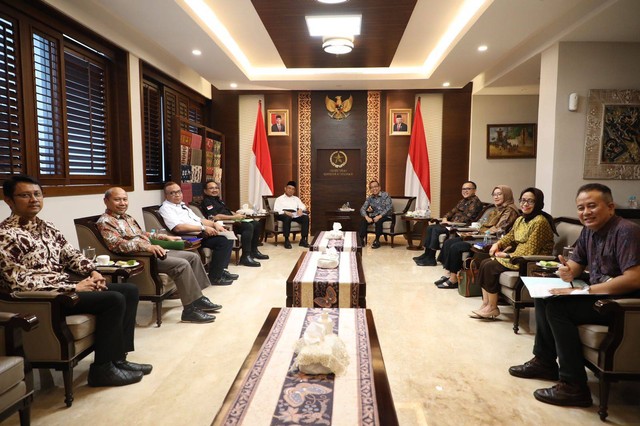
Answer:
[
  {"left": 317, "top": 0, "right": 348, "bottom": 4},
  {"left": 305, "top": 15, "right": 361, "bottom": 37},
  {"left": 322, "top": 36, "right": 354, "bottom": 54}
]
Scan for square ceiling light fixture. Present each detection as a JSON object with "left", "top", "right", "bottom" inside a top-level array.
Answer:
[{"left": 305, "top": 15, "right": 361, "bottom": 54}]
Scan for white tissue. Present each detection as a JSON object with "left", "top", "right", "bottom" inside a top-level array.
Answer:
[{"left": 317, "top": 247, "right": 340, "bottom": 268}]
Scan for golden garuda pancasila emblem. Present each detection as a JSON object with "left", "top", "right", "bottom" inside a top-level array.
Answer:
[{"left": 325, "top": 95, "right": 353, "bottom": 120}]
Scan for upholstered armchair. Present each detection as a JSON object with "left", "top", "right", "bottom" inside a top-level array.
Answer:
[
  {"left": 262, "top": 196, "right": 301, "bottom": 245},
  {"left": 0, "top": 291, "right": 95, "bottom": 407},
  {"left": 581, "top": 298, "right": 640, "bottom": 421},
  {"left": 187, "top": 204, "right": 241, "bottom": 264},
  {"left": 74, "top": 215, "right": 177, "bottom": 327},
  {"left": 498, "top": 217, "right": 584, "bottom": 333},
  {"left": 365, "top": 196, "right": 416, "bottom": 247},
  {"left": 0, "top": 312, "right": 38, "bottom": 425}
]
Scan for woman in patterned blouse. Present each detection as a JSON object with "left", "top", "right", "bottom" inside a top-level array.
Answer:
[
  {"left": 434, "top": 185, "right": 520, "bottom": 289},
  {"left": 471, "top": 187, "right": 556, "bottom": 320}
]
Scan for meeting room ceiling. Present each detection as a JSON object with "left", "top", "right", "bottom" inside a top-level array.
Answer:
[{"left": 56, "top": 0, "right": 640, "bottom": 93}]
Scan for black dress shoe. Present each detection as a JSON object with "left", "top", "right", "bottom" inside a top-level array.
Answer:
[
  {"left": 88, "top": 362, "right": 143, "bottom": 387},
  {"left": 413, "top": 253, "right": 428, "bottom": 261},
  {"left": 239, "top": 256, "right": 261, "bottom": 267},
  {"left": 193, "top": 296, "right": 222, "bottom": 312},
  {"left": 299, "top": 239, "right": 309, "bottom": 248},
  {"left": 434, "top": 275, "right": 449, "bottom": 285},
  {"left": 284, "top": 240, "right": 292, "bottom": 249},
  {"left": 252, "top": 250, "right": 269, "bottom": 260},
  {"left": 210, "top": 277, "right": 233, "bottom": 286},
  {"left": 533, "top": 381, "right": 592, "bottom": 407},
  {"left": 223, "top": 270, "right": 239, "bottom": 280},
  {"left": 371, "top": 240, "right": 380, "bottom": 249},
  {"left": 114, "top": 360, "right": 153, "bottom": 375},
  {"left": 181, "top": 307, "right": 216, "bottom": 323},
  {"left": 509, "top": 357, "right": 559, "bottom": 381},
  {"left": 436, "top": 280, "right": 458, "bottom": 289},
  {"left": 415, "top": 258, "right": 437, "bottom": 266}
]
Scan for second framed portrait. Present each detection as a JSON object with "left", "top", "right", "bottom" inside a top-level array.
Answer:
[
  {"left": 267, "top": 109, "right": 289, "bottom": 136},
  {"left": 389, "top": 109, "right": 411, "bottom": 136}
]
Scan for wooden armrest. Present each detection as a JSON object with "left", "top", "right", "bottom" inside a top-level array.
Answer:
[
  {"left": 2, "top": 291, "right": 80, "bottom": 307},
  {"left": 511, "top": 255, "right": 556, "bottom": 264},
  {"left": 0, "top": 312, "right": 39, "bottom": 331},
  {"left": 595, "top": 298, "right": 640, "bottom": 314}
]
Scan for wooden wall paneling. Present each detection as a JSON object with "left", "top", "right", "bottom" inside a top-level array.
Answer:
[
  {"left": 209, "top": 88, "right": 240, "bottom": 209},
  {"left": 441, "top": 84, "right": 473, "bottom": 212},
  {"left": 310, "top": 91, "right": 368, "bottom": 232},
  {"left": 384, "top": 92, "right": 415, "bottom": 195}
]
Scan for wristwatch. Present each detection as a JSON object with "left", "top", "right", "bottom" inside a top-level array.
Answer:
[{"left": 200, "top": 223, "right": 205, "bottom": 231}]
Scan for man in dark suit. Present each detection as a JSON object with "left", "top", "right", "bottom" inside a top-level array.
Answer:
[
  {"left": 393, "top": 114, "right": 408, "bottom": 132},
  {"left": 271, "top": 115, "right": 285, "bottom": 132}
]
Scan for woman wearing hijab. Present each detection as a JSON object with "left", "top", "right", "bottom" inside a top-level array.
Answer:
[
  {"left": 470, "top": 187, "right": 556, "bottom": 319},
  {"left": 434, "top": 185, "right": 520, "bottom": 289}
]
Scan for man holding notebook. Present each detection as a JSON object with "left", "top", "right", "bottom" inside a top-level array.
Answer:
[{"left": 509, "top": 183, "right": 640, "bottom": 408}]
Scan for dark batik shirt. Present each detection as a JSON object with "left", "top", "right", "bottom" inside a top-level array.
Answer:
[
  {"left": 201, "top": 195, "right": 232, "bottom": 218},
  {"left": 444, "top": 195, "right": 483, "bottom": 223},
  {"left": 570, "top": 215, "right": 640, "bottom": 284},
  {"left": 360, "top": 191, "right": 393, "bottom": 218}
]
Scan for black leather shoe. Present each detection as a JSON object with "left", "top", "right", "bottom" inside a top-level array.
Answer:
[
  {"left": 436, "top": 280, "right": 458, "bottom": 289},
  {"left": 415, "top": 257, "right": 437, "bottom": 266},
  {"left": 434, "top": 275, "right": 449, "bottom": 285},
  {"left": 284, "top": 240, "right": 292, "bottom": 249},
  {"left": 371, "top": 240, "right": 380, "bottom": 249},
  {"left": 413, "top": 253, "right": 428, "bottom": 261},
  {"left": 193, "top": 296, "right": 222, "bottom": 312},
  {"left": 210, "top": 277, "right": 233, "bottom": 286},
  {"left": 181, "top": 307, "right": 215, "bottom": 323},
  {"left": 252, "top": 250, "right": 269, "bottom": 260},
  {"left": 88, "top": 362, "right": 143, "bottom": 387},
  {"left": 299, "top": 240, "right": 309, "bottom": 248},
  {"left": 223, "top": 270, "right": 239, "bottom": 280},
  {"left": 533, "top": 381, "right": 592, "bottom": 407},
  {"left": 239, "top": 256, "right": 261, "bottom": 267},
  {"left": 114, "top": 360, "right": 153, "bottom": 375},
  {"left": 509, "top": 357, "right": 559, "bottom": 381}
]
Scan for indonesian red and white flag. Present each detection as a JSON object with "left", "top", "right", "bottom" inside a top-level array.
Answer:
[
  {"left": 249, "top": 101, "right": 274, "bottom": 209},
  {"left": 404, "top": 98, "right": 431, "bottom": 211}
]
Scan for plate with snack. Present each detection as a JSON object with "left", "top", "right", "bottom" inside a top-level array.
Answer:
[
  {"left": 115, "top": 260, "right": 140, "bottom": 268},
  {"left": 536, "top": 260, "right": 560, "bottom": 269}
]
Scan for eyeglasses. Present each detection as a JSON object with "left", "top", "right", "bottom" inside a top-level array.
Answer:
[
  {"left": 14, "top": 192, "right": 43, "bottom": 199},
  {"left": 519, "top": 198, "right": 535, "bottom": 206},
  {"left": 461, "top": 187, "right": 475, "bottom": 191},
  {"left": 168, "top": 190, "right": 182, "bottom": 196},
  {"left": 492, "top": 192, "right": 503, "bottom": 197},
  {"left": 206, "top": 187, "right": 219, "bottom": 191}
]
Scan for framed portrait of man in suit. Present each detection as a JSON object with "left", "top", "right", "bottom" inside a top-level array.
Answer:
[
  {"left": 389, "top": 109, "right": 411, "bottom": 136},
  {"left": 267, "top": 109, "right": 289, "bottom": 136}
]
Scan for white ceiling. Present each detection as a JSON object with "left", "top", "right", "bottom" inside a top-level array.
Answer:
[{"left": 50, "top": 0, "right": 640, "bottom": 94}]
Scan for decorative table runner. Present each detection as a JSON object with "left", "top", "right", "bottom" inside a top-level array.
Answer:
[
  {"left": 292, "top": 252, "right": 359, "bottom": 308},
  {"left": 214, "top": 308, "right": 380, "bottom": 426},
  {"left": 310, "top": 231, "right": 359, "bottom": 252}
]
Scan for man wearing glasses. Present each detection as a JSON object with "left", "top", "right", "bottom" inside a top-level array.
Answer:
[
  {"left": 414, "top": 181, "right": 484, "bottom": 266},
  {"left": 159, "top": 182, "right": 236, "bottom": 286},
  {"left": 0, "top": 175, "right": 151, "bottom": 387},
  {"left": 358, "top": 180, "right": 393, "bottom": 248}
]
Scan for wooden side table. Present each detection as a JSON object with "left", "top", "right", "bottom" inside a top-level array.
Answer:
[{"left": 401, "top": 216, "right": 438, "bottom": 250}]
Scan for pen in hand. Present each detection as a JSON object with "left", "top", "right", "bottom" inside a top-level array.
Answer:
[{"left": 558, "top": 255, "right": 574, "bottom": 288}]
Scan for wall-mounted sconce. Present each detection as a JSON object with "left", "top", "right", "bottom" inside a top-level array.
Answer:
[{"left": 569, "top": 92, "right": 578, "bottom": 111}]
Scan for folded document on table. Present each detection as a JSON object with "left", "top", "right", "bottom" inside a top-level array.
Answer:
[{"left": 521, "top": 277, "right": 589, "bottom": 298}]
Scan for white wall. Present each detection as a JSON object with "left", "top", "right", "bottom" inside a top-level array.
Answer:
[
  {"left": 469, "top": 95, "right": 539, "bottom": 199},
  {"left": 537, "top": 42, "right": 640, "bottom": 217}
]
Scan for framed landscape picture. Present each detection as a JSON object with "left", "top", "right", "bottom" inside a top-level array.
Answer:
[
  {"left": 267, "top": 109, "right": 289, "bottom": 136},
  {"left": 486, "top": 124, "right": 537, "bottom": 159}
]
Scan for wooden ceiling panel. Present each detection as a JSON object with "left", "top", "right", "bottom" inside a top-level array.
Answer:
[{"left": 251, "top": 0, "right": 416, "bottom": 68}]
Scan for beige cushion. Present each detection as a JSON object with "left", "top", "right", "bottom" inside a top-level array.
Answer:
[
  {"left": 66, "top": 314, "right": 96, "bottom": 341},
  {"left": 578, "top": 324, "right": 608, "bottom": 350},
  {"left": 0, "top": 356, "right": 24, "bottom": 393},
  {"left": 0, "top": 380, "right": 27, "bottom": 413},
  {"left": 499, "top": 271, "right": 520, "bottom": 289}
]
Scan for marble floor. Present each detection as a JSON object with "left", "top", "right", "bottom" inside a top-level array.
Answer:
[{"left": 7, "top": 238, "right": 640, "bottom": 425}]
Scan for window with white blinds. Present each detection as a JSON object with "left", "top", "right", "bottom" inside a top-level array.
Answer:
[{"left": 0, "top": 14, "right": 22, "bottom": 176}]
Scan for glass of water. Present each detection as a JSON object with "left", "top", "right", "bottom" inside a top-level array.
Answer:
[
  {"left": 562, "top": 246, "right": 574, "bottom": 260},
  {"left": 82, "top": 246, "right": 96, "bottom": 261}
]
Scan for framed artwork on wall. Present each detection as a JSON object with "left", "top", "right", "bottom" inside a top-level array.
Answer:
[
  {"left": 486, "top": 124, "right": 537, "bottom": 159},
  {"left": 267, "top": 109, "right": 289, "bottom": 136},
  {"left": 583, "top": 89, "right": 640, "bottom": 179},
  {"left": 389, "top": 108, "right": 411, "bottom": 136}
]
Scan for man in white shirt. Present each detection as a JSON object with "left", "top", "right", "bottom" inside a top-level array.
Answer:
[
  {"left": 273, "top": 181, "right": 309, "bottom": 249},
  {"left": 158, "top": 182, "right": 236, "bottom": 285}
]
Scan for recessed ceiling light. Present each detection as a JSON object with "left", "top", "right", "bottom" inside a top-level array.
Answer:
[
  {"left": 230, "top": 83, "right": 238, "bottom": 88},
  {"left": 323, "top": 36, "right": 354, "bottom": 55},
  {"left": 477, "top": 45, "right": 488, "bottom": 52},
  {"left": 192, "top": 49, "right": 202, "bottom": 56},
  {"left": 305, "top": 15, "right": 361, "bottom": 37},
  {"left": 442, "top": 82, "right": 450, "bottom": 87},
  {"left": 317, "top": 0, "right": 348, "bottom": 4}
]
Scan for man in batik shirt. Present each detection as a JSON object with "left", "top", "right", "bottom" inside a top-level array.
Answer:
[{"left": 358, "top": 180, "right": 393, "bottom": 249}]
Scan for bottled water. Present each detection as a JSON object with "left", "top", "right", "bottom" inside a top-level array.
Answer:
[
  {"left": 628, "top": 196, "right": 638, "bottom": 209},
  {"left": 483, "top": 230, "right": 490, "bottom": 245},
  {"left": 150, "top": 228, "right": 156, "bottom": 239}
]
